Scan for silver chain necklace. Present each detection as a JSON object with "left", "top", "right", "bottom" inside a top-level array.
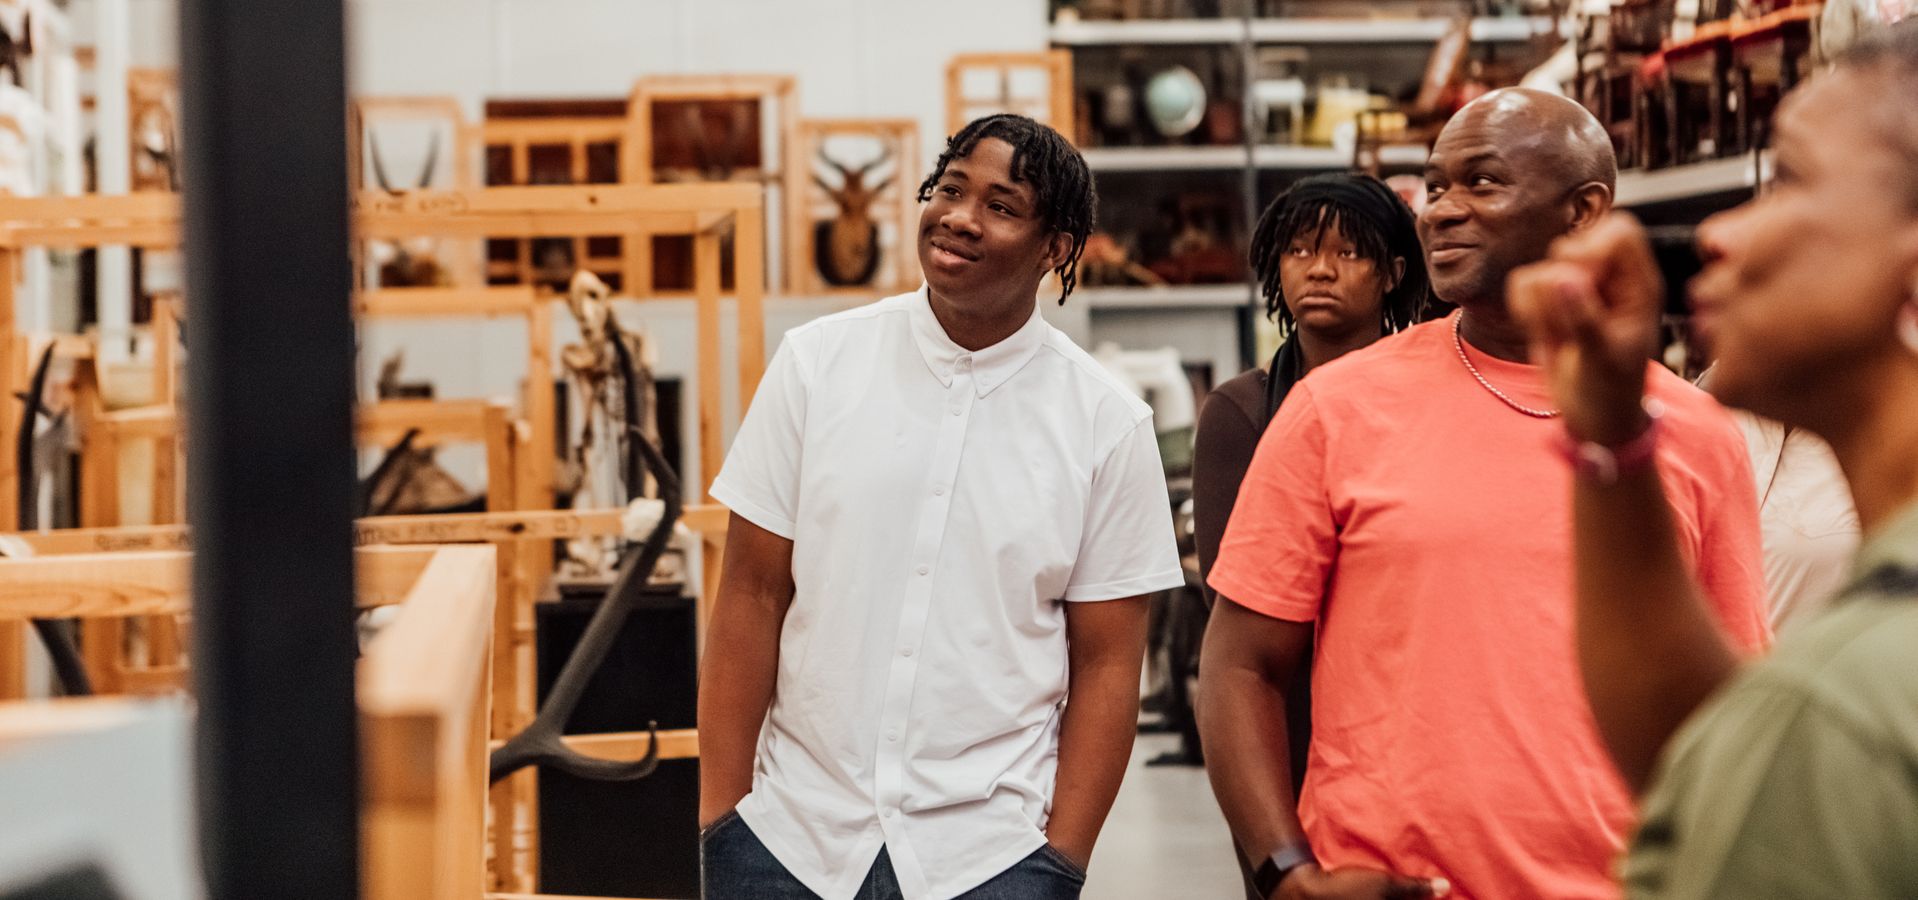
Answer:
[{"left": 1452, "top": 314, "right": 1560, "bottom": 419}]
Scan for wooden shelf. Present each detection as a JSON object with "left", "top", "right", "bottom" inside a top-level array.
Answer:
[
  {"left": 1050, "top": 16, "right": 1558, "bottom": 46},
  {"left": 1081, "top": 144, "right": 1426, "bottom": 172},
  {"left": 1616, "top": 152, "right": 1770, "bottom": 208},
  {"left": 1082, "top": 284, "right": 1253, "bottom": 311}
]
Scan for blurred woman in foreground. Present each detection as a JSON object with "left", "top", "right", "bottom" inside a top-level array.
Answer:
[{"left": 1508, "top": 20, "right": 1918, "bottom": 898}]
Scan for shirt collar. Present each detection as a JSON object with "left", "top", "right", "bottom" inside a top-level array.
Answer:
[
  {"left": 1846, "top": 498, "right": 1918, "bottom": 590},
  {"left": 908, "top": 285, "right": 1049, "bottom": 397}
]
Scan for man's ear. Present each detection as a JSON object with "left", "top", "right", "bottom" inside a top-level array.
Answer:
[
  {"left": 1042, "top": 231, "right": 1072, "bottom": 273},
  {"left": 1568, "top": 182, "right": 1613, "bottom": 233}
]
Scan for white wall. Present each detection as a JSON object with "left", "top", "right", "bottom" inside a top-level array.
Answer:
[
  {"left": 70, "top": 0, "right": 1101, "bottom": 490},
  {"left": 348, "top": 0, "right": 1050, "bottom": 178},
  {"left": 81, "top": 0, "right": 1051, "bottom": 173}
]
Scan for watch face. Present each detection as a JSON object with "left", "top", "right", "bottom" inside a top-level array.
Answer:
[
  {"left": 1252, "top": 858, "right": 1284, "bottom": 898},
  {"left": 1255, "top": 843, "right": 1316, "bottom": 896}
]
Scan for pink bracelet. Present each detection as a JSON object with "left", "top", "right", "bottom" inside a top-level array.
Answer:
[{"left": 1560, "top": 398, "right": 1666, "bottom": 484}]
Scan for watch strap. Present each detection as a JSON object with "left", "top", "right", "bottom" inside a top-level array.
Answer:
[{"left": 1252, "top": 841, "right": 1317, "bottom": 898}]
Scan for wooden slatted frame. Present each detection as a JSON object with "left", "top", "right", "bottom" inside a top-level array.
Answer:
[
  {"left": 624, "top": 74, "right": 797, "bottom": 295},
  {"left": 479, "top": 117, "right": 631, "bottom": 289},
  {"left": 944, "top": 50, "right": 1077, "bottom": 143}
]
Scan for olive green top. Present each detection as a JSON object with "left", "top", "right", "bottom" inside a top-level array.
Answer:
[{"left": 1625, "top": 500, "right": 1918, "bottom": 898}]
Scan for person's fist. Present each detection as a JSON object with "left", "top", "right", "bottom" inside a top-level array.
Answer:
[
  {"left": 1508, "top": 213, "right": 1665, "bottom": 446},
  {"left": 1274, "top": 863, "right": 1451, "bottom": 900}
]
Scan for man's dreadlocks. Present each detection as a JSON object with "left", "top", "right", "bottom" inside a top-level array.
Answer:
[
  {"left": 1249, "top": 173, "right": 1429, "bottom": 335},
  {"left": 917, "top": 113, "right": 1096, "bottom": 304}
]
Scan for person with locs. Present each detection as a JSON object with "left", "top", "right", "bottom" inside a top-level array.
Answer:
[
  {"left": 1190, "top": 172, "right": 1428, "bottom": 778},
  {"left": 1199, "top": 88, "right": 1771, "bottom": 900},
  {"left": 695, "top": 113, "right": 1183, "bottom": 900},
  {"left": 1508, "top": 20, "right": 1918, "bottom": 898}
]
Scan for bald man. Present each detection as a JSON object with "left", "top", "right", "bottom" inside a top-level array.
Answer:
[{"left": 1198, "top": 89, "right": 1769, "bottom": 900}]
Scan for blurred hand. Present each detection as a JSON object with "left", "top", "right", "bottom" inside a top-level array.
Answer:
[
  {"left": 1275, "top": 863, "right": 1451, "bottom": 900},
  {"left": 1508, "top": 213, "right": 1665, "bottom": 446}
]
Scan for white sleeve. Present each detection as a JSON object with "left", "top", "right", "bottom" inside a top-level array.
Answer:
[
  {"left": 708, "top": 335, "right": 810, "bottom": 540},
  {"left": 1063, "top": 417, "right": 1185, "bottom": 602}
]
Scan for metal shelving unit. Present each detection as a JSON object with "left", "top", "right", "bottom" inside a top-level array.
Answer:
[
  {"left": 1080, "top": 284, "right": 1255, "bottom": 310},
  {"left": 1081, "top": 143, "right": 1427, "bottom": 172},
  {"left": 1051, "top": 16, "right": 1559, "bottom": 46},
  {"left": 1615, "top": 152, "right": 1772, "bottom": 208}
]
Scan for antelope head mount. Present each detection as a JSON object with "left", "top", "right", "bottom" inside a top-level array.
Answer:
[{"left": 813, "top": 146, "right": 894, "bottom": 287}]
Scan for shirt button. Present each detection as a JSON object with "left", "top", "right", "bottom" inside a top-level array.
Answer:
[
  {"left": 885, "top": 809, "right": 898, "bottom": 819},
  {"left": 901, "top": 647, "right": 913, "bottom": 657},
  {"left": 933, "top": 486, "right": 945, "bottom": 496},
  {"left": 950, "top": 407, "right": 961, "bottom": 416},
  {"left": 886, "top": 730, "right": 899, "bottom": 742},
  {"left": 917, "top": 565, "right": 929, "bottom": 576}
]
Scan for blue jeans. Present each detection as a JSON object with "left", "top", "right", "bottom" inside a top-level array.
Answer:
[{"left": 700, "top": 810, "right": 1086, "bottom": 899}]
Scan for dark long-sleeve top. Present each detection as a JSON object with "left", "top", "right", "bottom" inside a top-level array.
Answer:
[{"left": 1192, "top": 340, "right": 1313, "bottom": 790}]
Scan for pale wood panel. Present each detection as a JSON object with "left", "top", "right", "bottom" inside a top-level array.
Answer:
[
  {"left": 359, "top": 287, "right": 539, "bottom": 319},
  {"left": 0, "top": 546, "right": 440, "bottom": 620},
  {"left": 0, "top": 185, "right": 763, "bottom": 248},
  {"left": 694, "top": 231, "right": 723, "bottom": 502},
  {"left": 2, "top": 503, "right": 733, "bottom": 557},
  {"left": 360, "top": 545, "right": 496, "bottom": 900},
  {"left": 481, "top": 118, "right": 627, "bottom": 146},
  {"left": 360, "top": 399, "right": 502, "bottom": 447}
]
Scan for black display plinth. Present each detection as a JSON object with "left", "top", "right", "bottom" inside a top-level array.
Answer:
[{"left": 535, "top": 585, "right": 699, "bottom": 899}]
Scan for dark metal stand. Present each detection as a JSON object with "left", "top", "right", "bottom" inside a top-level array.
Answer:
[{"left": 178, "top": 0, "right": 359, "bottom": 896}]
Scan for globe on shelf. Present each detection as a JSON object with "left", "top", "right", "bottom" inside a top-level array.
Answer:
[{"left": 1144, "top": 66, "right": 1207, "bottom": 139}]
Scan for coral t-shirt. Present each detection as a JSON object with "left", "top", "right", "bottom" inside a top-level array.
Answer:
[{"left": 1208, "top": 314, "right": 1770, "bottom": 900}]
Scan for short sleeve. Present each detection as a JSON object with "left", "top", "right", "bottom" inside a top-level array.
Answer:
[
  {"left": 1205, "top": 385, "right": 1337, "bottom": 622},
  {"left": 709, "top": 335, "right": 810, "bottom": 540},
  {"left": 1688, "top": 413, "right": 1774, "bottom": 653},
  {"left": 1627, "top": 685, "right": 1918, "bottom": 899},
  {"left": 1062, "top": 416, "right": 1184, "bottom": 602}
]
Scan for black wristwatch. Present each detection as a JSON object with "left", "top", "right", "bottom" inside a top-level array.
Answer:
[{"left": 1252, "top": 841, "right": 1317, "bottom": 899}]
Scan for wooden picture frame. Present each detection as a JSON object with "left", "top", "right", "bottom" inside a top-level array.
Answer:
[
  {"left": 945, "top": 50, "right": 1077, "bottom": 143},
  {"left": 791, "top": 117, "right": 922, "bottom": 296}
]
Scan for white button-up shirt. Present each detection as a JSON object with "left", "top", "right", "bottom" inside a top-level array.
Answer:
[{"left": 711, "top": 288, "right": 1183, "bottom": 900}]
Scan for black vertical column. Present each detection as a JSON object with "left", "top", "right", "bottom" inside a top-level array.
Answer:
[{"left": 178, "top": 1, "right": 359, "bottom": 898}]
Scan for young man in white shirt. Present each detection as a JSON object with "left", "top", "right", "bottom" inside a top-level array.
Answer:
[{"left": 697, "top": 114, "right": 1183, "bottom": 900}]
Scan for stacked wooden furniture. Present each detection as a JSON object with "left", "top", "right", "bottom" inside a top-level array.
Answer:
[
  {"left": 0, "top": 542, "right": 498, "bottom": 900},
  {"left": 0, "top": 179, "right": 768, "bottom": 892}
]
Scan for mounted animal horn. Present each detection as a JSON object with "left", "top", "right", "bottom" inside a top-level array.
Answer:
[
  {"left": 367, "top": 128, "right": 439, "bottom": 194},
  {"left": 855, "top": 146, "right": 892, "bottom": 179}
]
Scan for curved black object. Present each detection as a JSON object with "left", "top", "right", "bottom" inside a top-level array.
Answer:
[
  {"left": 488, "top": 425, "right": 680, "bottom": 785},
  {"left": 608, "top": 323, "right": 646, "bottom": 504},
  {"left": 13, "top": 344, "right": 94, "bottom": 697}
]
